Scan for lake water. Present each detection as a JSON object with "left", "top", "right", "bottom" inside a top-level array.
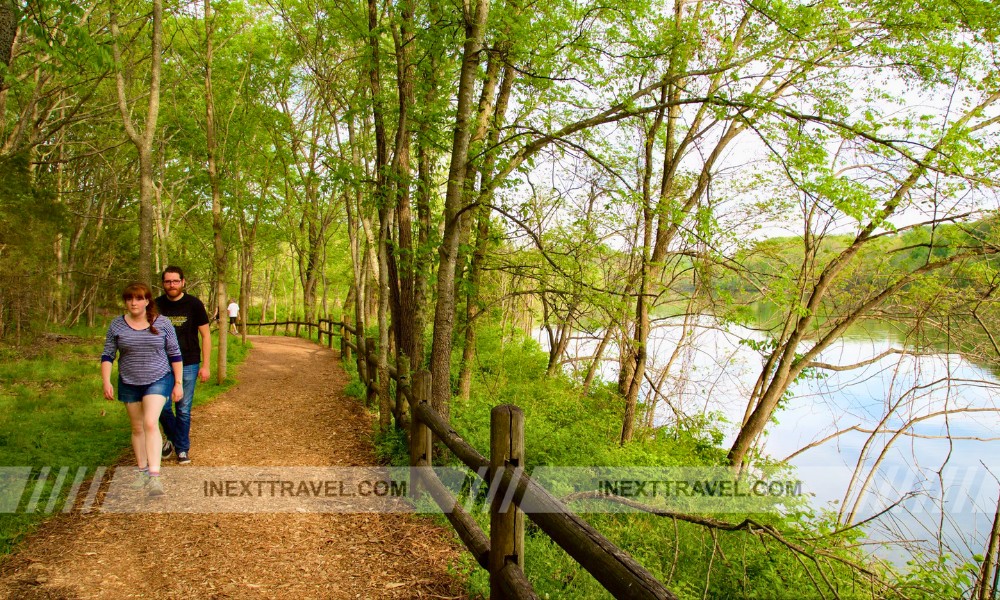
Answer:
[{"left": 536, "top": 317, "right": 1000, "bottom": 563}]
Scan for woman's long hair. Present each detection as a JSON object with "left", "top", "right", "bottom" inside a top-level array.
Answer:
[{"left": 121, "top": 282, "right": 159, "bottom": 335}]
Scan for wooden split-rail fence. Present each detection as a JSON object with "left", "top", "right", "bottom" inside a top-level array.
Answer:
[{"left": 251, "top": 318, "right": 676, "bottom": 599}]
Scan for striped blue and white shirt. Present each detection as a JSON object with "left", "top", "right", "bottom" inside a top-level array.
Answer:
[{"left": 101, "top": 315, "right": 183, "bottom": 385}]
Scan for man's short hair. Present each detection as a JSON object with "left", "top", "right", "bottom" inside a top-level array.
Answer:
[{"left": 162, "top": 266, "right": 185, "bottom": 281}]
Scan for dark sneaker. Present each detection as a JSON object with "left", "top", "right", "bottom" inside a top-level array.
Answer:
[
  {"left": 147, "top": 475, "right": 165, "bottom": 496},
  {"left": 161, "top": 440, "right": 174, "bottom": 459},
  {"left": 177, "top": 451, "right": 191, "bottom": 465}
]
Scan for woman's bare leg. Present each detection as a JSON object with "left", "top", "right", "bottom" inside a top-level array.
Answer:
[
  {"left": 142, "top": 394, "right": 166, "bottom": 473},
  {"left": 125, "top": 401, "right": 148, "bottom": 470}
]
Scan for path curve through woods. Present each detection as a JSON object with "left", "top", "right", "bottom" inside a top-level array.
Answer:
[{"left": 0, "top": 335, "right": 466, "bottom": 599}]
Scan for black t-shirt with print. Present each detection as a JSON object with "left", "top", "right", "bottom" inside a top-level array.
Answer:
[{"left": 155, "top": 293, "right": 210, "bottom": 366}]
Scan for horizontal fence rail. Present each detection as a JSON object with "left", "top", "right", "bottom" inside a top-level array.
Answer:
[
  {"left": 253, "top": 318, "right": 675, "bottom": 598},
  {"left": 334, "top": 318, "right": 677, "bottom": 600},
  {"left": 245, "top": 319, "right": 338, "bottom": 348}
]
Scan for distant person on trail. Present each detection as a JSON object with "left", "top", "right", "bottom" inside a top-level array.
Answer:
[
  {"left": 227, "top": 299, "right": 240, "bottom": 335},
  {"left": 155, "top": 266, "right": 210, "bottom": 466},
  {"left": 100, "top": 282, "right": 183, "bottom": 497}
]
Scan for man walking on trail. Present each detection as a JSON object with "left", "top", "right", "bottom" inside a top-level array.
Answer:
[
  {"left": 155, "top": 266, "right": 210, "bottom": 465},
  {"left": 227, "top": 299, "right": 240, "bottom": 335}
]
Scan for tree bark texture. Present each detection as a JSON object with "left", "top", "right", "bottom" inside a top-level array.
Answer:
[
  {"left": 111, "top": 0, "right": 162, "bottom": 287},
  {"left": 0, "top": 0, "right": 15, "bottom": 69},
  {"left": 429, "top": 0, "right": 490, "bottom": 422}
]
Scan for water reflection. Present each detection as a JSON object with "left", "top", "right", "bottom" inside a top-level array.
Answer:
[{"left": 536, "top": 317, "right": 1000, "bottom": 563}]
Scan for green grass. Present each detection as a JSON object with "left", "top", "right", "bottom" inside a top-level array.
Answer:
[
  {"left": 0, "top": 326, "right": 251, "bottom": 555},
  {"left": 347, "top": 322, "right": 970, "bottom": 600}
]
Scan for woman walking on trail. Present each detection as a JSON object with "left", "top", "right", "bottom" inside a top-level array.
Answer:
[{"left": 101, "top": 282, "right": 183, "bottom": 496}]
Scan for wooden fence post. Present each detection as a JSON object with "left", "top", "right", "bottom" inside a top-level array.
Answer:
[
  {"left": 355, "top": 332, "right": 368, "bottom": 389},
  {"left": 409, "top": 370, "right": 433, "bottom": 498},
  {"left": 340, "top": 320, "right": 350, "bottom": 360},
  {"left": 490, "top": 405, "right": 525, "bottom": 600}
]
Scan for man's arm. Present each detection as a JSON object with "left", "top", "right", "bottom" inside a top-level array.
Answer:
[
  {"left": 171, "top": 359, "right": 184, "bottom": 403},
  {"left": 198, "top": 323, "right": 211, "bottom": 382}
]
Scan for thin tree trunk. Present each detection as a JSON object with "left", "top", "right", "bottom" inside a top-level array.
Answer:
[
  {"left": 621, "top": 99, "right": 665, "bottom": 444},
  {"left": 457, "top": 51, "right": 514, "bottom": 400},
  {"left": 975, "top": 494, "right": 1000, "bottom": 600},
  {"left": 428, "top": 0, "right": 490, "bottom": 421},
  {"left": 457, "top": 206, "right": 489, "bottom": 400},
  {"left": 260, "top": 263, "right": 272, "bottom": 325},
  {"left": 239, "top": 227, "right": 253, "bottom": 341},
  {"left": 52, "top": 115, "right": 65, "bottom": 322},
  {"left": 204, "top": 0, "right": 229, "bottom": 381},
  {"left": 387, "top": 0, "right": 417, "bottom": 377},
  {"left": 346, "top": 117, "right": 369, "bottom": 385},
  {"left": 366, "top": 0, "right": 392, "bottom": 431},
  {"left": 582, "top": 326, "right": 614, "bottom": 395},
  {"left": 411, "top": 57, "right": 439, "bottom": 371},
  {"left": 111, "top": 0, "right": 162, "bottom": 286}
]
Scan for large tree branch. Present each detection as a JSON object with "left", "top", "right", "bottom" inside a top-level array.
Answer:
[
  {"left": 805, "top": 348, "right": 937, "bottom": 371},
  {"left": 563, "top": 491, "right": 902, "bottom": 593},
  {"left": 783, "top": 406, "right": 1000, "bottom": 462}
]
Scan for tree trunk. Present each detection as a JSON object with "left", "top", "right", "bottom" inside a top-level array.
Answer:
[
  {"left": 238, "top": 224, "right": 254, "bottom": 341},
  {"left": 111, "top": 0, "right": 162, "bottom": 287},
  {"left": 620, "top": 95, "right": 664, "bottom": 444},
  {"left": 974, "top": 492, "right": 1000, "bottom": 600},
  {"left": 387, "top": 0, "right": 418, "bottom": 422},
  {"left": 621, "top": 269, "right": 650, "bottom": 445},
  {"left": 367, "top": 0, "right": 393, "bottom": 431},
  {"left": 410, "top": 42, "right": 441, "bottom": 372},
  {"left": 0, "top": 0, "right": 17, "bottom": 85},
  {"left": 457, "top": 207, "right": 489, "bottom": 400},
  {"left": 582, "top": 327, "right": 614, "bottom": 395},
  {"left": 457, "top": 49, "right": 514, "bottom": 400},
  {"left": 204, "top": 0, "right": 228, "bottom": 381},
  {"left": 428, "top": 0, "right": 490, "bottom": 421},
  {"left": 345, "top": 118, "right": 369, "bottom": 385}
]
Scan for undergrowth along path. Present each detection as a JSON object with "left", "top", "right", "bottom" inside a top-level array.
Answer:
[{"left": 0, "top": 335, "right": 466, "bottom": 599}]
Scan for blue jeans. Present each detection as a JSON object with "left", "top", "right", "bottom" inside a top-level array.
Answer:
[{"left": 159, "top": 363, "right": 198, "bottom": 453}]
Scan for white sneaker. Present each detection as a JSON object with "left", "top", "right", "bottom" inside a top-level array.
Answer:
[{"left": 177, "top": 451, "right": 191, "bottom": 465}]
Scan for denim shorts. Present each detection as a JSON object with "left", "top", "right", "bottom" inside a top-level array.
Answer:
[{"left": 118, "top": 371, "right": 174, "bottom": 404}]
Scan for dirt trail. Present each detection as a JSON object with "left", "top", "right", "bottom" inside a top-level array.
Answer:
[{"left": 0, "top": 336, "right": 467, "bottom": 599}]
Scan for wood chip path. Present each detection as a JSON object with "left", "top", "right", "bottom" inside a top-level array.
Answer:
[{"left": 0, "top": 335, "right": 468, "bottom": 599}]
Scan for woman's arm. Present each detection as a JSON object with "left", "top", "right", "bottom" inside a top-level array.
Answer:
[
  {"left": 101, "top": 360, "right": 114, "bottom": 401},
  {"left": 100, "top": 321, "right": 118, "bottom": 401}
]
